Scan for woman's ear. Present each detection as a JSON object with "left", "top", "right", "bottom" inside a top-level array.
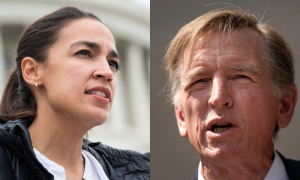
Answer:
[
  {"left": 21, "top": 57, "right": 42, "bottom": 87},
  {"left": 175, "top": 106, "right": 188, "bottom": 138},
  {"left": 277, "top": 85, "right": 298, "bottom": 128}
]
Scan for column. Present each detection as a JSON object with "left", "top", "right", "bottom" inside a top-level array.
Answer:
[
  {"left": 109, "top": 69, "right": 129, "bottom": 132},
  {"left": 126, "top": 42, "right": 150, "bottom": 135},
  {"left": 0, "top": 27, "right": 6, "bottom": 100}
]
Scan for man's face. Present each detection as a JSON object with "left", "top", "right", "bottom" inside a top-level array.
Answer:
[{"left": 176, "top": 28, "right": 281, "bottom": 163}]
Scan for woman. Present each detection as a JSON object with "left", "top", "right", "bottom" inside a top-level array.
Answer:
[{"left": 0, "top": 7, "right": 150, "bottom": 180}]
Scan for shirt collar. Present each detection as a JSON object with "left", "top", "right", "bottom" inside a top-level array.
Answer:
[
  {"left": 264, "top": 150, "right": 289, "bottom": 180},
  {"left": 198, "top": 150, "right": 289, "bottom": 180}
]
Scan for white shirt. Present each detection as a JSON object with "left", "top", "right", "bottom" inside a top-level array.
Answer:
[
  {"left": 33, "top": 148, "right": 109, "bottom": 180},
  {"left": 198, "top": 151, "right": 289, "bottom": 180}
]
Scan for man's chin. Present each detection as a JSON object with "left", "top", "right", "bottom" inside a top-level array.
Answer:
[{"left": 200, "top": 144, "right": 240, "bottom": 162}]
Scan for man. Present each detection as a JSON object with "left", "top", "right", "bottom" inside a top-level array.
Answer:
[{"left": 164, "top": 9, "right": 300, "bottom": 180}]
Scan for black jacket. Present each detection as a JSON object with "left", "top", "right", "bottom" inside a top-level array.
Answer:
[
  {"left": 0, "top": 119, "right": 150, "bottom": 180},
  {"left": 192, "top": 151, "right": 300, "bottom": 180}
]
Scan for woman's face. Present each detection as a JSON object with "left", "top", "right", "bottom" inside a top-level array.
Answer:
[{"left": 40, "top": 18, "right": 118, "bottom": 128}]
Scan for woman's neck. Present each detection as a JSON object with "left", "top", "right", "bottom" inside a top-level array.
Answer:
[{"left": 28, "top": 110, "right": 87, "bottom": 169}]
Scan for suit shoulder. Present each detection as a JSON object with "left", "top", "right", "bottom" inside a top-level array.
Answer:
[
  {"left": 191, "top": 166, "right": 198, "bottom": 180},
  {"left": 277, "top": 151, "right": 300, "bottom": 180}
]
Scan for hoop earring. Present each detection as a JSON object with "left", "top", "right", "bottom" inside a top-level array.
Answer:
[{"left": 35, "top": 83, "right": 38, "bottom": 90}]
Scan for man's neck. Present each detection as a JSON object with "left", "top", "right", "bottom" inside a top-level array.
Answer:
[{"left": 200, "top": 142, "right": 274, "bottom": 180}]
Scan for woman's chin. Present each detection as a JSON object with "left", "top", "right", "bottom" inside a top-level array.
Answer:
[
  {"left": 87, "top": 110, "right": 110, "bottom": 126},
  {"left": 87, "top": 118, "right": 107, "bottom": 128},
  {"left": 68, "top": 107, "right": 110, "bottom": 129}
]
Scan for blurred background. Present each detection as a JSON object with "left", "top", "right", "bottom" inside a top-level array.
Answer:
[
  {"left": 151, "top": 0, "right": 300, "bottom": 179},
  {"left": 0, "top": 0, "right": 149, "bottom": 153}
]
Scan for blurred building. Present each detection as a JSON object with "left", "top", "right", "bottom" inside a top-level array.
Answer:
[{"left": 0, "top": 0, "right": 150, "bottom": 153}]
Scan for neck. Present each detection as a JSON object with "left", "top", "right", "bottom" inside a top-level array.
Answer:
[
  {"left": 200, "top": 141, "right": 274, "bottom": 180},
  {"left": 28, "top": 108, "right": 88, "bottom": 168}
]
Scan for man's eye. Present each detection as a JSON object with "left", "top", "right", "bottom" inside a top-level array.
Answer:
[
  {"left": 195, "top": 79, "right": 208, "bottom": 83},
  {"left": 236, "top": 75, "right": 248, "bottom": 79},
  {"left": 192, "top": 79, "right": 209, "bottom": 86},
  {"left": 74, "top": 49, "right": 92, "bottom": 57},
  {"left": 108, "top": 61, "right": 119, "bottom": 71}
]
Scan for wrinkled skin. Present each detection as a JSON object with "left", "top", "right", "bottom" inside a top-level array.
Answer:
[{"left": 175, "top": 28, "right": 297, "bottom": 179}]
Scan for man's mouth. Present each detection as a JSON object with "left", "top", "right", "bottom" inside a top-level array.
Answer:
[
  {"left": 211, "top": 123, "right": 233, "bottom": 133},
  {"left": 86, "top": 91, "right": 107, "bottom": 98}
]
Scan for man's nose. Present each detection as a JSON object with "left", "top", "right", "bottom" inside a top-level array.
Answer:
[
  {"left": 93, "top": 59, "right": 114, "bottom": 82},
  {"left": 208, "top": 78, "right": 233, "bottom": 109}
]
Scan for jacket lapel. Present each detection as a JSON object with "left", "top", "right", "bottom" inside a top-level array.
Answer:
[{"left": 277, "top": 151, "right": 300, "bottom": 180}]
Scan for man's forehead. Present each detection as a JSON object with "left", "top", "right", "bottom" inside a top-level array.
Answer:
[{"left": 182, "top": 28, "right": 264, "bottom": 72}]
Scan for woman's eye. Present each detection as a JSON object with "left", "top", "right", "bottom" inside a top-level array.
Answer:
[
  {"left": 75, "top": 49, "right": 92, "bottom": 57},
  {"left": 108, "top": 61, "right": 119, "bottom": 71}
]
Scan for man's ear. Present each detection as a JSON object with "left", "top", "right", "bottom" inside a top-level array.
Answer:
[
  {"left": 21, "top": 57, "right": 42, "bottom": 87},
  {"left": 175, "top": 106, "right": 188, "bottom": 138},
  {"left": 277, "top": 85, "right": 298, "bottom": 128}
]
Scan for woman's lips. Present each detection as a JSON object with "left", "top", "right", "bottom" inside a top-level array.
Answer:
[
  {"left": 85, "top": 86, "right": 111, "bottom": 99},
  {"left": 85, "top": 86, "right": 111, "bottom": 104},
  {"left": 87, "top": 93, "right": 110, "bottom": 103}
]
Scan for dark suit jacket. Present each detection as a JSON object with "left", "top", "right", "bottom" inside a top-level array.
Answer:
[{"left": 192, "top": 151, "right": 300, "bottom": 180}]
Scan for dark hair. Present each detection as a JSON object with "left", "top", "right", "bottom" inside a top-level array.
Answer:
[{"left": 0, "top": 7, "right": 101, "bottom": 123}]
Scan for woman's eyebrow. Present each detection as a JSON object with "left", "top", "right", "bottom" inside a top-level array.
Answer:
[
  {"left": 70, "top": 40, "right": 120, "bottom": 59},
  {"left": 109, "top": 50, "right": 120, "bottom": 59},
  {"left": 70, "top": 40, "right": 100, "bottom": 50}
]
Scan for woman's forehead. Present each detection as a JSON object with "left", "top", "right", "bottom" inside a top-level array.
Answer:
[{"left": 57, "top": 18, "right": 116, "bottom": 48}]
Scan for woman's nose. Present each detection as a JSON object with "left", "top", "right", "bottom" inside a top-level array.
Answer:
[
  {"left": 208, "top": 78, "right": 233, "bottom": 109},
  {"left": 93, "top": 60, "right": 114, "bottom": 82}
]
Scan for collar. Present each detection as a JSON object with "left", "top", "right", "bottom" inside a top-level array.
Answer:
[
  {"left": 264, "top": 150, "right": 289, "bottom": 180},
  {"left": 198, "top": 151, "right": 289, "bottom": 180},
  {"left": 198, "top": 162, "right": 205, "bottom": 180}
]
